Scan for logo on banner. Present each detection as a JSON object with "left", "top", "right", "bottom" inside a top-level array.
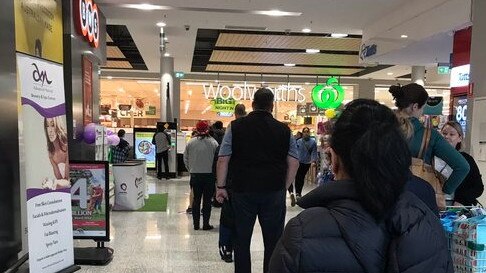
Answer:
[
  {"left": 311, "top": 77, "right": 345, "bottom": 109},
  {"left": 32, "top": 63, "right": 52, "bottom": 86},
  {"left": 120, "top": 183, "right": 127, "bottom": 193},
  {"left": 450, "top": 64, "right": 470, "bottom": 88},
  {"left": 75, "top": 0, "right": 100, "bottom": 48}
]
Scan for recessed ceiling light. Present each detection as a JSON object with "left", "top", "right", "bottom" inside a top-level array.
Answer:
[
  {"left": 306, "top": 49, "right": 319, "bottom": 54},
  {"left": 164, "top": 37, "right": 168, "bottom": 41},
  {"left": 304, "top": 82, "right": 310, "bottom": 85},
  {"left": 284, "top": 63, "right": 296, "bottom": 67},
  {"left": 107, "top": 76, "right": 113, "bottom": 80},
  {"left": 387, "top": 72, "right": 394, "bottom": 76},
  {"left": 302, "top": 28, "right": 311, "bottom": 33},
  {"left": 164, "top": 52, "right": 170, "bottom": 57},
  {"left": 401, "top": 34, "right": 408, "bottom": 38},
  {"left": 256, "top": 10, "right": 302, "bottom": 17},
  {"left": 122, "top": 4, "right": 167, "bottom": 11},
  {"left": 156, "top": 22, "right": 166, "bottom": 27},
  {"left": 331, "top": 33, "right": 348, "bottom": 38}
]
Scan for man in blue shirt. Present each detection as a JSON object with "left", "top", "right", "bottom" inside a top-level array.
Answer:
[{"left": 289, "top": 127, "right": 317, "bottom": 206}]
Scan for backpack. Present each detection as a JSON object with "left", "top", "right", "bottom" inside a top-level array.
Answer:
[{"left": 410, "top": 127, "right": 446, "bottom": 210}]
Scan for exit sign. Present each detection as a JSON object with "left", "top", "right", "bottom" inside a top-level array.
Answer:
[
  {"left": 175, "top": 72, "right": 185, "bottom": 78},
  {"left": 438, "top": 66, "right": 450, "bottom": 75}
]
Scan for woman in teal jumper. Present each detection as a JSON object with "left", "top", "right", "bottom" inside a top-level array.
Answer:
[{"left": 389, "top": 83, "right": 469, "bottom": 195}]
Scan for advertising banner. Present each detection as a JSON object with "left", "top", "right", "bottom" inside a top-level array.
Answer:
[
  {"left": 112, "top": 162, "right": 145, "bottom": 210},
  {"left": 70, "top": 162, "right": 109, "bottom": 240},
  {"left": 83, "top": 55, "right": 93, "bottom": 126},
  {"left": 134, "top": 131, "right": 156, "bottom": 168},
  {"left": 15, "top": 0, "right": 64, "bottom": 63},
  {"left": 17, "top": 53, "right": 74, "bottom": 273}
]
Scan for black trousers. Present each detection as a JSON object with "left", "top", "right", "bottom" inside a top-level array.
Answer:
[
  {"left": 191, "top": 173, "right": 215, "bottom": 227},
  {"left": 232, "top": 190, "right": 286, "bottom": 273},
  {"left": 156, "top": 150, "right": 169, "bottom": 178},
  {"left": 288, "top": 163, "right": 311, "bottom": 196}
]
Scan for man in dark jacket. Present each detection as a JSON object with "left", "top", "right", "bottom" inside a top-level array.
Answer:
[
  {"left": 111, "top": 129, "right": 131, "bottom": 163},
  {"left": 269, "top": 181, "right": 452, "bottom": 273},
  {"left": 216, "top": 88, "right": 300, "bottom": 273}
]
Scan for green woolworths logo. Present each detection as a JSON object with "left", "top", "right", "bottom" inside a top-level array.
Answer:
[{"left": 311, "top": 77, "right": 345, "bottom": 109}]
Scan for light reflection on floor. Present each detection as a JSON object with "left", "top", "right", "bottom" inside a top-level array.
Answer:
[{"left": 75, "top": 174, "right": 312, "bottom": 273}]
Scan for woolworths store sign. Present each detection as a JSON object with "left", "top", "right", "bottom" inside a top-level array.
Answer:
[{"left": 202, "top": 83, "right": 306, "bottom": 102}]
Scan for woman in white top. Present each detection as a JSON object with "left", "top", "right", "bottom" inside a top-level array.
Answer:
[{"left": 42, "top": 116, "right": 70, "bottom": 189}]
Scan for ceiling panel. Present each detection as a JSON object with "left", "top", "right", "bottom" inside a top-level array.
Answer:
[
  {"left": 206, "top": 64, "right": 362, "bottom": 75},
  {"left": 103, "top": 60, "right": 133, "bottom": 69},
  {"left": 107, "top": 46, "right": 125, "bottom": 59},
  {"left": 216, "top": 33, "right": 361, "bottom": 51},
  {"left": 210, "top": 50, "right": 360, "bottom": 66}
]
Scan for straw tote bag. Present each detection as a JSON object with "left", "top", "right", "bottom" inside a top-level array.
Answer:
[{"left": 410, "top": 128, "right": 447, "bottom": 210}]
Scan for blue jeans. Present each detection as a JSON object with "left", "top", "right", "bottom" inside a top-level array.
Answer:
[{"left": 232, "top": 190, "right": 286, "bottom": 273}]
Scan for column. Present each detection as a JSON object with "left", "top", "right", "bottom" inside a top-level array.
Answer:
[
  {"left": 468, "top": 0, "right": 486, "bottom": 204},
  {"left": 411, "top": 66, "right": 426, "bottom": 86},
  {"left": 354, "top": 80, "right": 375, "bottom": 100},
  {"left": 159, "top": 55, "right": 174, "bottom": 122},
  {"left": 172, "top": 77, "right": 180, "bottom": 126}
]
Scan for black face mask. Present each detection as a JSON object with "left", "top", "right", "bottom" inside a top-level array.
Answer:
[{"left": 303, "top": 135, "right": 310, "bottom": 141}]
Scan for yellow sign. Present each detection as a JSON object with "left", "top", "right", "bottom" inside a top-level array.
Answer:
[{"left": 15, "top": 0, "right": 64, "bottom": 63}]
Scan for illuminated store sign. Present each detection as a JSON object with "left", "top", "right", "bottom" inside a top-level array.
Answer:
[
  {"left": 202, "top": 83, "right": 306, "bottom": 102},
  {"left": 311, "top": 77, "right": 345, "bottom": 109},
  {"left": 74, "top": 0, "right": 100, "bottom": 48},
  {"left": 211, "top": 98, "right": 236, "bottom": 112},
  {"left": 450, "top": 64, "right": 470, "bottom": 88}
]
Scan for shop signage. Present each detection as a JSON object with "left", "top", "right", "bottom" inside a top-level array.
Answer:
[
  {"left": 203, "top": 83, "right": 306, "bottom": 102},
  {"left": 450, "top": 64, "right": 470, "bottom": 88},
  {"left": 145, "top": 106, "right": 156, "bottom": 115},
  {"left": 360, "top": 43, "right": 377, "bottom": 60},
  {"left": 211, "top": 98, "right": 236, "bottom": 112},
  {"left": 175, "top": 72, "right": 185, "bottom": 78},
  {"left": 453, "top": 96, "right": 468, "bottom": 136},
  {"left": 82, "top": 56, "right": 93, "bottom": 125},
  {"left": 311, "top": 77, "right": 345, "bottom": 109},
  {"left": 74, "top": 0, "right": 100, "bottom": 48}
]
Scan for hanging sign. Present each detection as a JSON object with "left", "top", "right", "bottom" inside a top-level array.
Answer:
[
  {"left": 74, "top": 0, "right": 100, "bottom": 48},
  {"left": 210, "top": 98, "right": 236, "bottom": 112},
  {"left": 450, "top": 64, "right": 470, "bottom": 88},
  {"left": 311, "top": 77, "right": 345, "bottom": 109}
]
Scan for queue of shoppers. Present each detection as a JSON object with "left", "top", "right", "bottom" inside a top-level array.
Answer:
[{"left": 177, "top": 84, "right": 483, "bottom": 273}]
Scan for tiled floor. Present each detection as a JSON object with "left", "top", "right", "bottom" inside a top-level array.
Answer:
[{"left": 75, "top": 173, "right": 313, "bottom": 273}]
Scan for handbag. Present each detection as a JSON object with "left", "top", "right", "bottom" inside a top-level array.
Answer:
[{"left": 410, "top": 127, "right": 447, "bottom": 210}]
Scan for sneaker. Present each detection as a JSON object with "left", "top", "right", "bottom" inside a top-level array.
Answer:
[
  {"left": 219, "top": 246, "right": 233, "bottom": 263},
  {"left": 222, "top": 253, "right": 233, "bottom": 263},
  {"left": 186, "top": 207, "right": 192, "bottom": 214},
  {"left": 290, "top": 194, "right": 296, "bottom": 207},
  {"left": 202, "top": 225, "right": 214, "bottom": 230}
]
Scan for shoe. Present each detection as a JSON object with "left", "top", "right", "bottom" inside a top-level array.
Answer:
[
  {"left": 202, "top": 225, "right": 214, "bottom": 230},
  {"left": 219, "top": 246, "right": 233, "bottom": 263},
  {"left": 222, "top": 253, "right": 233, "bottom": 263},
  {"left": 296, "top": 194, "right": 302, "bottom": 202},
  {"left": 290, "top": 194, "right": 296, "bottom": 207},
  {"left": 157, "top": 176, "right": 162, "bottom": 180},
  {"left": 186, "top": 207, "right": 192, "bottom": 214},
  {"left": 194, "top": 225, "right": 200, "bottom": 230}
]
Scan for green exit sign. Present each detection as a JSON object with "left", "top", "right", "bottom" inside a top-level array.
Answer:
[
  {"left": 175, "top": 72, "right": 185, "bottom": 78},
  {"left": 438, "top": 66, "right": 450, "bottom": 75}
]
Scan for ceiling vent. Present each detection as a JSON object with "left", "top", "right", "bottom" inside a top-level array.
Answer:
[{"left": 224, "top": 25, "right": 267, "bottom": 31}]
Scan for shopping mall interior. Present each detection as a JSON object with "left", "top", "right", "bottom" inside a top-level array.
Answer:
[{"left": 2, "top": 0, "right": 486, "bottom": 272}]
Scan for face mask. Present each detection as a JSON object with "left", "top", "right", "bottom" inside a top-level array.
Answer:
[{"left": 303, "top": 135, "right": 310, "bottom": 141}]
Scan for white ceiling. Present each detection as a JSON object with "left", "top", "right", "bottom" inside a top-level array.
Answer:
[{"left": 97, "top": 0, "right": 408, "bottom": 73}]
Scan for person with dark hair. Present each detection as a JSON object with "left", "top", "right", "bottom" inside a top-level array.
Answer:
[
  {"left": 269, "top": 99, "right": 452, "bottom": 273},
  {"left": 441, "top": 121, "right": 484, "bottom": 206},
  {"left": 210, "top": 121, "right": 225, "bottom": 145},
  {"left": 42, "top": 116, "right": 70, "bottom": 189},
  {"left": 389, "top": 83, "right": 469, "bottom": 206},
  {"left": 184, "top": 120, "right": 219, "bottom": 230},
  {"left": 152, "top": 127, "right": 171, "bottom": 179},
  {"left": 234, "top": 104, "right": 247, "bottom": 119},
  {"left": 216, "top": 88, "right": 299, "bottom": 273},
  {"left": 288, "top": 126, "right": 317, "bottom": 206},
  {"left": 111, "top": 129, "right": 131, "bottom": 164}
]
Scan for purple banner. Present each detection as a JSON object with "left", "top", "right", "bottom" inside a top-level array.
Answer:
[
  {"left": 21, "top": 97, "right": 66, "bottom": 118},
  {"left": 27, "top": 188, "right": 71, "bottom": 200}
]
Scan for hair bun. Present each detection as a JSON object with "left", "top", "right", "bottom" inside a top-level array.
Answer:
[{"left": 388, "top": 85, "right": 403, "bottom": 99}]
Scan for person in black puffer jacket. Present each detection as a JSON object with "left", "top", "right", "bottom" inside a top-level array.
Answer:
[{"left": 269, "top": 99, "right": 452, "bottom": 273}]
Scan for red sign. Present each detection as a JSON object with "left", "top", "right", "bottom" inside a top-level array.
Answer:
[
  {"left": 74, "top": 0, "right": 100, "bottom": 48},
  {"left": 83, "top": 56, "right": 93, "bottom": 125}
]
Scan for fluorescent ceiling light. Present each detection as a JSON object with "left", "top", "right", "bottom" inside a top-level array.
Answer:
[
  {"left": 284, "top": 63, "right": 296, "bottom": 67},
  {"left": 331, "top": 33, "right": 348, "bottom": 38},
  {"left": 122, "top": 4, "right": 168, "bottom": 11},
  {"left": 156, "top": 22, "right": 166, "bottom": 27},
  {"left": 137, "top": 80, "right": 160, "bottom": 84},
  {"left": 387, "top": 72, "right": 394, "bottom": 76},
  {"left": 302, "top": 28, "right": 311, "bottom": 33},
  {"left": 164, "top": 52, "right": 170, "bottom": 57},
  {"left": 164, "top": 37, "right": 168, "bottom": 41},
  {"left": 306, "top": 49, "right": 320, "bottom": 54},
  {"left": 401, "top": 34, "right": 408, "bottom": 38},
  {"left": 255, "top": 10, "right": 302, "bottom": 17},
  {"left": 304, "top": 82, "right": 310, "bottom": 85},
  {"left": 107, "top": 76, "right": 113, "bottom": 80}
]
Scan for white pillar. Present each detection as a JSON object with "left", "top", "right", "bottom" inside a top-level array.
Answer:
[
  {"left": 172, "top": 77, "right": 180, "bottom": 125},
  {"left": 159, "top": 55, "right": 174, "bottom": 122},
  {"left": 411, "top": 66, "right": 426, "bottom": 86}
]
